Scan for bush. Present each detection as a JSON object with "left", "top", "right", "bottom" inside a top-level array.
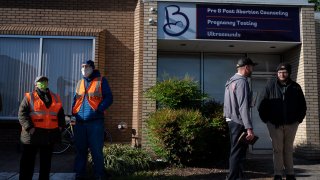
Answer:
[
  {"left": 202, "top": 99, "right": 228, "bottom": 137},
  {"left": 88, "top": 144, "right": 153, "bottom": 176},
  {"left": 105, "top": 144, "right": 153, "bottom": 176},
  {"left": 201, "top": 100, "right": 230, "bottom": 161},
  {"left": 145, "top": 76, "right": 207, "bottom": 110},
  {"left": 146, "top": 107, "right": 229, "bottom": 166},
  {"left": 146, "top": 108, "right": 207, "bottom": 165},
  {"left": 145, "top": 78, "right": 229, "bottom": 166}
]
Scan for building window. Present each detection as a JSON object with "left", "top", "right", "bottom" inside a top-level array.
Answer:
[
  {"left": 158, "top": 53, "right": 280, "bottom": 103},
  {"left": 0, "top": 36, "right": 94, "bottom": 120},
  {"left": 158, "top": 52, "right": 201, "bottom": 82}
]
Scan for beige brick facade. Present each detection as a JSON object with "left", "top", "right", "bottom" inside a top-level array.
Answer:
[
  {"left": 140, "top": 1, "right": 158, "bottom": 148},
  {"left": 317, "top": 14, "right": 320, "bottom": 136},
  {"left": 0, "top": 0, "right": 139, "bottom": 143},
  {"left": 133, "top": 0, "right": 144, "bottom": 147},
  {"left": 282, "top": 7, "right": 320, "bottom": 159}
]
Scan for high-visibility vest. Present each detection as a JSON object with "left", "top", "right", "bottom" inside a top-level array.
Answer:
[
  {"left": 26, "top": 91, "right": 62, "bottom": 129},
  {"left": 72, "top": 77, "right": 103, "bottom": 114}
]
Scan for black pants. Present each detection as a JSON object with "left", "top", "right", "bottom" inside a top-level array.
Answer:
[
  {"left": 227, "top": 121, "right": 248, "bottom": 180},
  {"left": 19, "top": 144, "right": 53, "bottom": 180}
]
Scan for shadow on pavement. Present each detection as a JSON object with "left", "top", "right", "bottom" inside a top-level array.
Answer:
[{"left": 0, "top": 146, "right": 75, "bottom": 173}]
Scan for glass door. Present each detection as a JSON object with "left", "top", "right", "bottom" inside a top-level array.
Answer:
[
  {"left": 250, "top": 75, "right": 274, "bottom": 153},
  {"left": 203, "top": 54, "right": 244, "bottom": 103},
  {"left": 158, "top": 52, "right": 280, "bottom": 154}
]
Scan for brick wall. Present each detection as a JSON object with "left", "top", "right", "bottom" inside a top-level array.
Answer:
[
  {"left": 0, "top": 0, "right": 139, "bottom": 144},
  {"left": 284, "top": 7, "right": 320, "bottom": 159},
  {"left": 141, "top": 1, "right": 157, "bottom": 148},
  {"left": 0, "top": 121, "right": 20, "bottom": 151},
  {"left": 132, "top": 1, "right": 144, "bottom": 147},
  {"left": 316, "top": 14, "right": 320, "bottom": 140}
]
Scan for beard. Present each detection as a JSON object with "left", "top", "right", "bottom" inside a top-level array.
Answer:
[{"left": 247, "top": 71, "right": 252, "bottom": 77}]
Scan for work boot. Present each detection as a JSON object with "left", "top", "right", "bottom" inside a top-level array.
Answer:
[
  {"left": 286, "top": 174, "right": 296, "bottom": 180},
  {"left": 273, "top": 175, "right": 282, "bottom": 180}
]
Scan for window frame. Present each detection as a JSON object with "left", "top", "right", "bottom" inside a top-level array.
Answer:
[{"left": 0, "top": 35, "right": 96, "bottom": 120}]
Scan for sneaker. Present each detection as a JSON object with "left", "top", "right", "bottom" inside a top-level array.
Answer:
[
  {"left": 274, "top": 175, "right": 282, "bottom": 180},
  {"left": 286, "top": 174, "right": 296, "bottom": 180}
]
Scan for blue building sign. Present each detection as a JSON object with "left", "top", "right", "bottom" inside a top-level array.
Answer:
[{"left": 196, "top": 4, "right": 300, "bottom": 42}]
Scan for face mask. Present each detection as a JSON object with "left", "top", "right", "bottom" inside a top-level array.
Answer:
[
  {"left": 36, "top": 81, "right": 48, "bottom": 91},
  {"left": 81, "top": 67, "right": 93, "bottom": 77}
]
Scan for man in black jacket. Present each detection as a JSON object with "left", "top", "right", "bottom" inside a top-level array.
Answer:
[
  {"left": 18, "top": 76, "right": 65, "bottom": 180},
  {"left": 258, "top": 63, "right": 306, "bottom": 180}
]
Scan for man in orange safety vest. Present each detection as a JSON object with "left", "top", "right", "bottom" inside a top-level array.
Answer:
[
  {"left": 72, "top": 60, "right": 113, "bottom": 180},
  {"left": 18, "top": 75, "right": 65, "bottom": 180}
]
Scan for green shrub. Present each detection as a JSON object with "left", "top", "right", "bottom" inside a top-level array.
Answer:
[
  {"left": 88, "top": 144, "right": 153, "bottom": 176},
  {"left": 147, "top": 108, "right": 212, "bottom": 165},
  {"left": 145, "top": 76, "right": 207, "bottom": 110},
  {"left": 145, "top": 78, "right": 229, "bottom": 166},
  {"left": 202, "top": 99, "right": 228, "bottom": 135},
  {"left": 201, "top": 100, "right": 230, "bottom": 161}
]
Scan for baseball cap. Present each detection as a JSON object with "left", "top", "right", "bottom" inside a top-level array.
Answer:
[
  {"left": 236, "top": 58, "right": 258, "bottom": 68},
  {"left": 81, "top": 60, "right": 95, "bottom": 69},
  {"left": 34, "top": 76, "right": 48, "bottom": 84},
  {"left": 276, "top": 63, "right": 291, "bottom": 74}
]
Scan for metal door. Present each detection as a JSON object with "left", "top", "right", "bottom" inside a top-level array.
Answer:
[{"left": 250, "top": 75, "right": 274, "bottom": 154}]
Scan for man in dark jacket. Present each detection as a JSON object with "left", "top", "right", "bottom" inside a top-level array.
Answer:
[
  {"left": 224, "top": 57, "right": 257, "bottom": 180},
  {"left": 0, "top": 92, "right": 2, "bottom": 112},
  {"left": 258, "top": 63, "right": 306, "bottom": 180},
  {"left": 18, "top": 76, "right": 65, "bottom": 180},
  {"left": 72, "top": 60, "right": 113, "bottom": 179}
]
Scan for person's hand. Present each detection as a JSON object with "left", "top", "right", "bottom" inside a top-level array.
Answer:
[
  {"left": 246, "top": 128, "right": 255, "bottom": 141},
  {"left": 29, "top": 127, "right": 35, "bottom": 135},
  {"left": 70, "top": 120, "right": 76, "bottom": 125}
]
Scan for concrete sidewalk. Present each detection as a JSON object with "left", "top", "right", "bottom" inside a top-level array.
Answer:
[
  {"left": 0, "top": 173, "right": 75, "bottom": 180},
  {"left": 246, "top": 154, "right": 320, "bottom": 180},
  {"left": 0, "top": 148, "right": 319, "bottom": 180},
  {"left": 0, "top": 147, "right": 75, "bottom": 180}
]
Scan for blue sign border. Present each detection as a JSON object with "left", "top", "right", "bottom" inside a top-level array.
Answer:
[{"left": 197, "top": 4, "right": 300, "bottom": 42}]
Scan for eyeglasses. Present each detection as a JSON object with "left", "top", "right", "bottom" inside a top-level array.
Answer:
[{"left": 277, "top": 71, "right": 288, "bottom": 74}]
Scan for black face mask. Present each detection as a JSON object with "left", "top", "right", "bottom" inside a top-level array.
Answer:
[{"left": 36, "top": 89, "right": 52, "bottom": 108}]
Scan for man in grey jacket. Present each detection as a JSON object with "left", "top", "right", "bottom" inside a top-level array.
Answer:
[{"left": 224, "top": 57, "right": 257, "bottom": 180}]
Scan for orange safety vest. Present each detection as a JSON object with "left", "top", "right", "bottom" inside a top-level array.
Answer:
[
  {"left": 72, "top": 77, "right": 103, "bottom": 114},
  {"left": 26, "top": 91, "right": 62, "bottom": 129}
]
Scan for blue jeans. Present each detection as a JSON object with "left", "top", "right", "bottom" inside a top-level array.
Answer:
[
  {"left": 227, "top": 121, "right": 248, "bottom": 180},
  {"left": 74, "top": 119, "right": 104, "bottom": 178}
]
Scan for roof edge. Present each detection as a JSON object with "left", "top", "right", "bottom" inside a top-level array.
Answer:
[{"left": 143, "top": 0, "right": 313, "bottom": 6}]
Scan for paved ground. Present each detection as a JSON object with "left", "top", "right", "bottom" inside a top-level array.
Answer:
[
  {"left": 0, "top": 147, "right": 319, "bottom": 180},
  {"left": 0, "top": 147, "right": 75, "bottom": 180},
  {"left": 246, "top": 154, "right": 320, "bottom": 180}
]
